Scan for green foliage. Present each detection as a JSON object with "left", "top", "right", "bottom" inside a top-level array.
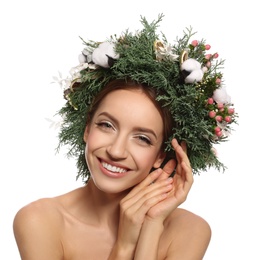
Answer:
[{"left": 55, "top": 14, "right": 237, "bottom": 181}]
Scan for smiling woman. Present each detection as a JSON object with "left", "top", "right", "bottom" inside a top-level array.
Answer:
[
  {"left": 13, "top": 14, "right": 237, "bottom": 260},
  {"left": 84, "top": 86, "right": 166, "bottom": 192}
]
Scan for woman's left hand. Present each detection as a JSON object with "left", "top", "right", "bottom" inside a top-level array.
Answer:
[{"left": 146, "top": 138, "right": 194, "bottom": 221}]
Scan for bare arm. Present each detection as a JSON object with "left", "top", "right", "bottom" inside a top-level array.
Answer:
[
  {"left": 107, "top": 169, "right": 174, "bottom": 260},
  {"left": 134, "top": 139, "right": 210, "bottom": 259},
  {"left": 108, "top": 139, "right": 210, "bottom": 260},
  {"left": 135, "top": 218, "right": 164, "bottom": 260}
]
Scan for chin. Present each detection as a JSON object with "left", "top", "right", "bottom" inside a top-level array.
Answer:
[{"left": 90, "top": 175, "right": 136, "bottom": 195}]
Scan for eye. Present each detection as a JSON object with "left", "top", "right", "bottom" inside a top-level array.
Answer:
[
  {"left": 137, "top": 135, "right": 152, "bottom": 145},
  {"left": 95, "top": 121, "right": 114, "bottom": 131}
]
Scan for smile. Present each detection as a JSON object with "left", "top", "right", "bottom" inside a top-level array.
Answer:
[{"left": 102, "top": 162, "right": 127, "bottom": 173}]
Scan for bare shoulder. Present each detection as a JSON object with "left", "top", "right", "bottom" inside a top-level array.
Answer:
[
  {"left": 13, "top": 189, "right": 82, "bottom": 260},
  {"left": 13, "top": 197, "right": 63, "bottom": 229},
  {"left": 13, "top": 187, "right": 84, "bottom": 229},
  {"left": 13, "top": 197, "right": 64, "bottom": 259},
  {"left": 161, "top": 208, "right": 211, "bottom": 259},
  {"left": 169, "top": 207, "right": 211, "bottom": 233}
]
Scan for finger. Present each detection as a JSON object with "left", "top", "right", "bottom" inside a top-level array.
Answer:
[
  {"left": 171, "top": 138, "right": 190, "bottom": 168},
  {"left": 162, "top": 159, "right": 176, "bottom": 176},
  {"left": 135, "top": 191, "right": 170, "bottom": 217},
  {"left": 121, "top": 177, "right": 173, "bottom": 212},
  {"left": 132, "top": 180, "right": 174, "bottom": 216},
  {"left": 181, "top": 161, "right": 194, "bottom": 192},
  {"left": 156, "top": 159, "right": 176, "bottom": 181},
  {"left": 171, "top": 139, "right": 193, "bottom": 191},
  {"left": 124, "top": 168, "right": 163, "bottom": 200}
]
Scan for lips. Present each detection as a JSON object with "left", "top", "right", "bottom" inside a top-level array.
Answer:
[
  {"left": 99, "top": 159, "right": 130, "bottom": 178},
  {"left": 102, "top": 161, "right": 127, "bottom": 173}
]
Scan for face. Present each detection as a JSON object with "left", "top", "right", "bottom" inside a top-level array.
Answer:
[{"left": 84, "top": 89, "right": 165, "bottom": 193}]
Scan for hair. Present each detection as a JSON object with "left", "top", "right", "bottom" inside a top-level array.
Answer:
[{"left": 86, "top": 79, "right": 174, "bottom": 153}]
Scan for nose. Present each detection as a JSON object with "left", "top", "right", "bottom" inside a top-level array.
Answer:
[{"left": 106, "top": 134, "right": 128, "bottom": 160}]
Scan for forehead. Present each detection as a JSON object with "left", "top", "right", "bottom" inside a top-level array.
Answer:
[{"left": 95, "top": 89, "right": 163, "bottom": 131}]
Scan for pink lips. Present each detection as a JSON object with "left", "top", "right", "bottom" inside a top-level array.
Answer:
[{"left": 98, "top": 159, "right": 130, "bottom": 178}]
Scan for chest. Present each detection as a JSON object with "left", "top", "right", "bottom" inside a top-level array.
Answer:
[{"left": 62, "top": 221, "right": 116, "bottom": 260}]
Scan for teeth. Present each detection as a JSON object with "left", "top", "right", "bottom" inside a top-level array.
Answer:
[{"left": 102, "top": 162, "right": 127, "bottom": 173}]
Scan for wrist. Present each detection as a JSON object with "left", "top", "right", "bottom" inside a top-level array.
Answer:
[
  {"left": 144, "top": 215, "right": 165, "bottom": 227},
  {"left": 134, "top": 217, "right": 164, "bottom": 259},
  {"left": 108, "top": 242, "right": 135, "bottom": 260},
  {"left": 143, "top": 217, "right": 165, "bottom": 234}
]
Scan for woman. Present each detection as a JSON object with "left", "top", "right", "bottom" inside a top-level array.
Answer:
[{"left": 13, "top": 14, "right": 237, "bottom": 259}]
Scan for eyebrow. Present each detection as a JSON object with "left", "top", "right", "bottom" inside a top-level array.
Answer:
[{"left": 97, "top": 112, "right": 158, "bottom": 140}]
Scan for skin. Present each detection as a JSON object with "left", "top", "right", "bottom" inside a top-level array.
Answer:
[{"left": 13, "top": 89, "right": 211, "bottom": 260}]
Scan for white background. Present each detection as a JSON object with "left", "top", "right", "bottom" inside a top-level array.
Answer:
[{"left": 1, "top": 0, "right": 254, "bottom": 259}]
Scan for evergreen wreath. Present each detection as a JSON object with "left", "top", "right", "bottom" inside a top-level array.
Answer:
[{"left": 54, "top": 13, "right": 238, "bottom": 181}]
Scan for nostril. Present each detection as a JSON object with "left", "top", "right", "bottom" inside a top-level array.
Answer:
[{"left": 106, "top": 143, "right": 128, "bottom": 160}]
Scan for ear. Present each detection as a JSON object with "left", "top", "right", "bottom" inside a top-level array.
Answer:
[
  {"left": 153, "top": 151, "right": 166, "bottom": 168},
  {"left": 83, "top": 125, "right": 90, "bottom": 143}
]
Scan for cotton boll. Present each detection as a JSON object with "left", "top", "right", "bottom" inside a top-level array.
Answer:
[
  {"left": 92, "top": 42, "right": 119, "bottom": 68},
  {"left": 213, "top": 86, "right": 231, "bottom": 104},
  {"left": 78, "top": 49, "right": 93, "bottom": 64},
  {"left": 185, "top": 69, "right": 204, "bottom": 83},
  {"left": 78, "top": 53, "right": 86, "bottom": 64},
  {"left": 181, "top": 58, "right": 201, "bottom": 71},
  {"left": 181, "top": 58, "right": 204, "bottom": 83}
]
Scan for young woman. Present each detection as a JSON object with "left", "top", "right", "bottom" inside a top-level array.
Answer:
[{"left": 13, "top": 14, "right": 237, "bottom": 259}]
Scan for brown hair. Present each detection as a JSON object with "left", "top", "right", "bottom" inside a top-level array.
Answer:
[{"left": 86, "top": 79, "right": 173, "bottom": 152}]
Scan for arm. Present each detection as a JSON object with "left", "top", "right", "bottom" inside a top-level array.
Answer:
[
  {"left": 108, "top": 169, "right": 174, "bottom": 260},
  {"left": 134, "top": 218, "right": 164, "bottom": 260},
  {"left": 134, "top": 139, "right": 196, "bottom": 259},
  {"left": 109, "top": 139, "right": 200, "bottom": 260},
  {"left": 13, "top": 199, "right": 64, "bottom": 260}
]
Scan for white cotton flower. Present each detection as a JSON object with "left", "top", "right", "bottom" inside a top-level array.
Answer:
[
  {"left": 92, "top": 42, "right": 119, "bottom": 68},
  {"left": 78, "top": 53, "right": 86, "bottom": 63},
  {"left": 78, "top": 48, "right": 93, "bottom": 64},
  {"left": 185, "top": 69, "right": 204, "bottom": 83},
  {"left": 181, "top": 58, "right": 204, "bottom": 83},
  {"left": 213, "top": 86, "right": 231, "bottom": 104}
]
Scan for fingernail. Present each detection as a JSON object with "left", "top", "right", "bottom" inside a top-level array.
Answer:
[
  {"left": 166, "top": 177, "right": 173, "bottom": 182},
  {"left": 157, "top": 168, "right": 162, "bottom": 174}
]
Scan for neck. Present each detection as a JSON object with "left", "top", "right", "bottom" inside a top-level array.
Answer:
[{"left": 84, "top": 179, "right": 130, "bottom": 228}]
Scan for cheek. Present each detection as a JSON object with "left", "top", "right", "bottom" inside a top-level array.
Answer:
[
  {"left": 84, "top": 130, "right": 103, "bottom": 165},
  {"left": 86, "top": 128, "right": 108, "bottom": 149},
  {"left": 132, "top": 148, "right": 161, "bottom": 172},
  {"left": 127, "top": 150, "right": 161, "bottom": 186}
]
